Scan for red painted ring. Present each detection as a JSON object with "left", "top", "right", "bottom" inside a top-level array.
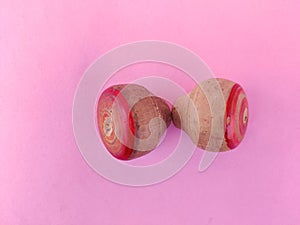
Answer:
[
  {"left": 97, "top": 86, "right": 135, "bottom": 160},
  {"left": 225, "top": 83, "right": 248, "bottom": 149}
]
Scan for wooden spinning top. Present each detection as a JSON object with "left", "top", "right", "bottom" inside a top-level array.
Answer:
[
  {"left": 172, "top": 78, "right": 248, "bottom": 151},
  {"left": 97, "top": 84, "right": 171, "bottom": 160}
]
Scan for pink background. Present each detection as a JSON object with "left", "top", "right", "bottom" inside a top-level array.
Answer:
[{"left": 1, "top": 0, "right": 300, "bottom": 224}]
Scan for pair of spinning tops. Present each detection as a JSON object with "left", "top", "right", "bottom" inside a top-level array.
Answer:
[{"left": 97, "top": 78, "right": 248, "bottom": 160}]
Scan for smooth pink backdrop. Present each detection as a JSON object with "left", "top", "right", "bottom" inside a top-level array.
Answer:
[{"left": 1, "top": 0, "right": 300, "bottom": 224}]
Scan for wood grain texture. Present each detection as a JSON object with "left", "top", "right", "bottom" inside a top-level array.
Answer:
[
  {"left": 97, "top": 84, "right": 171, "bottom": 160},
  {"left": 172, "top": 78, "right": 248, "bottom": 152}
]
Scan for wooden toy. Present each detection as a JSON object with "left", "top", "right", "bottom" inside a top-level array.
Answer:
[
  {"left": 97, "top": 84, "right": 171, "bottom": 160},
  {"left": 172, "top": 78, "right": 248, "bottom": 151}
]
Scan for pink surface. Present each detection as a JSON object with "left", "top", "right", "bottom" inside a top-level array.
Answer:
[{"left": 1, "top": 0, "right": 300, "bottom": 224}]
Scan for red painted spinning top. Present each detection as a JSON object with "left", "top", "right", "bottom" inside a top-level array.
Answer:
[{"left": 97, "top": 84, "right": 171, "bottom": 160}]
